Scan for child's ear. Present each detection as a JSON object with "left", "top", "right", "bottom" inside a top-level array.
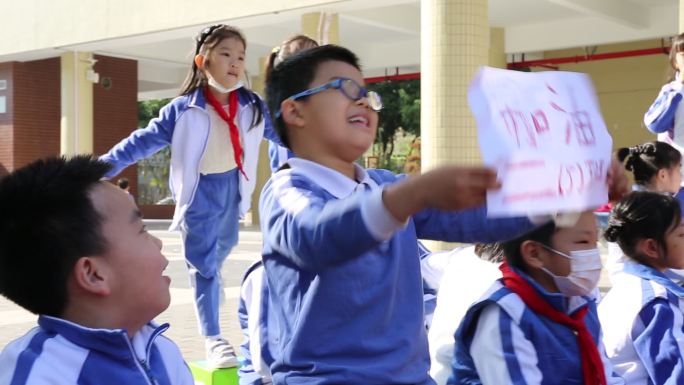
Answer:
[
  {"left": 280, "top": 99, "right": 305, "bottom": 127},
  {"left": 72, "top": 257, "right": 111, "bottom": 296},
  {"left": 194, "top": 54, "right": 205, "bottom": 69},
  {"left": 636, "top": 238, "right": 662, "bottom": 262},
  {"left": 520, "top": 240, "right": 545, "bottom": 269}
]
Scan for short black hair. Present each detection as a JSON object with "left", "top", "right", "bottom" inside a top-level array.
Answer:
[
  {"left": 474, "top": 243, "right": 505, "bottom": 264},
  {"left": 502, "top": 221, "right": 558, "bottom": 273},
  {"left": 117, "top": 177, "right": 129, "bottom": 190},
  {"left": 604, "top": 191, "right": 681, "bottom": 262},
  {"left": 0, "top": 155, "right": 111, "bottom": 316},
  {"left": 265, "top": 44, "right": 361, "bottom": 148}
]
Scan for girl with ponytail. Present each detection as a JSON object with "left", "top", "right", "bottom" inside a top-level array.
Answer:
[
  {"left": 606, "top": 141, "right": 683, "bottom": 283},
  {"left": 599, "top": 191, "right": 684, "bottom": 384},
  {"left": 100, "top": 24, "right": 279, "bottom": 368}
]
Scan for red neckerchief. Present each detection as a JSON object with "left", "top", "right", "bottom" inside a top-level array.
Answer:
[
  {"left": 499, "top": 262, "right": 606, "bottom": 385},
  {"left": 204, "top": 86, "right": 247, "bottom": 180}
]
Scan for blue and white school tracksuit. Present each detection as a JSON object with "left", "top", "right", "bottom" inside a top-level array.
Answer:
[
  {"left": 267, "top": 142, "right": 294, "bottom": 173},
  {"left": 101, "top": 87, "right": 277, "bottom": 337},
  {"left": 644, "top": 78, "right": 684, "bottom": 197},
  {"left": 238, "top": 260, "right": 273, "bottom": 385},
  {"left": 606, "top": 185, "right": 684, "bottom": 285},
  {"left": 259, "top": 158, "right": 538, "bottom": 385},
  {"left": 0, "top": 316, "right": 193, "bottom": 385},
  {"left": 237, "top": 244, "right": 438, "bottom": 385},
  {"left": 451, "top": 270, "right": 622, "bottom": 385},
  {"left": 599, "top": 261, "right": 684, "bottom": 385}
]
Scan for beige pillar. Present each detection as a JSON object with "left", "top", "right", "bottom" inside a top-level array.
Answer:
[
  {"left": 250, "top": 56, "right": 270, "bottom": 228},
  {"left": 301, "top": 12, "right": 340, "bottom": 44},
  {"left": 421, "top": 0, "right": 488, "bottom": 169},
  {"left": 60, "top": 51, "right": 95, "bottom": 155},
  {"left": 680, "top": 0, "right": 684, "bottom": 33},
  {"left": 420, "top": 0, "right": 489, "bottom": 250},
  {"left": 489, "top": 27, "right": 506, "bottom": 69}
]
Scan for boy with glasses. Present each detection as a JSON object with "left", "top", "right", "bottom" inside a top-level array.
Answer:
[{"left": 261, "top": 44, "right": 542, "bottom": 384}]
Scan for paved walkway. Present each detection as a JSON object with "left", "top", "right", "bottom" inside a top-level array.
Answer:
[{"left": 0, "top": 221, "right": 261, "bottom": 362}]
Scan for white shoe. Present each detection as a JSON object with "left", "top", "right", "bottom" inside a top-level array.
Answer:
[{"left": 205, "top": 337, "right": 239, "bottom": 369}]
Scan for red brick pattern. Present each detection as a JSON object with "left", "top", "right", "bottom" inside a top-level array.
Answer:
[
  {"left": 0, "top": 55, "right": 173, "bottom": 218},
  {"left": 0, "top": 63, "right": 14, "bottom": 177},
  {"left": 92, "top": 55, "right": 140, "bottom": 199},
  {"left": 12, "top": 59, "right": 61, "bottom": 171}
]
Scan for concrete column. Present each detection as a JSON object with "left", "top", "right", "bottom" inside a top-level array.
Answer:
[
  {"left": 250, "top": 57, "right": 270, "bottom": 228},
  {"left": 489, "top": 27, "right": 506, "bottom": 68},
  {"left": 60, "top": 51, "right": 95, "bottom": 155},
  {"left": 301, "top": 12, "right": 340, "bottom": 44},
  {"left": 680, "top": 0, "right": 684, "bottom": 33},
  {"left": 420, "top": 0, "right": 489, "bottom": 169},
  {"left": 420, "top": 0, "right": 489, "bottom": 250}
]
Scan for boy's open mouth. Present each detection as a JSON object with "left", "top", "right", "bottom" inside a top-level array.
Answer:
[{"left": 348, "top": 115, "right": 369, "bottom": 127}]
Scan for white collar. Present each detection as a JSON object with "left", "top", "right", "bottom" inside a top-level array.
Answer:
[{"left": 287, "top": 158, "right": 377, "bottom": 198}]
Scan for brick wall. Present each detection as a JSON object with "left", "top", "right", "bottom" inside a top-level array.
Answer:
[
  {"left": 93, "top": 55, "right": 139, "bottom": 198},
  {"left": 12, "top": 58, "right": 61, "bottom": 170},
  {"left": 0, "top": 55, "right": 172, "bottom": 219},
  {"left": 0, "top": 63, "right": 12, "bottom": 177}
]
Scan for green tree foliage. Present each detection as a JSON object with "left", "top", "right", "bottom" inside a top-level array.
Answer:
[
  {"left": 367, "top": 79, "right": 420, "bottom": 171},
  {"left": 137, "top": 99, "right": 172, "bottom": 204}
]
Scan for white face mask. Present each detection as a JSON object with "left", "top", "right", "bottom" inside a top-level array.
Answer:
[
  {"left": 540, "top": 246, "right": 602, "bottom": 297},
  {"left": 207, "top": 75, "right": 243, "bottom": 94}
]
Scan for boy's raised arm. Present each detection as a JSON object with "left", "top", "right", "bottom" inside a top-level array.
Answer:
[
  {"left": 260, "top": 178, "right": 399, "bottom": 271},
  {"left": 382, "top": 165, "right": 500, "bottom": 223}
]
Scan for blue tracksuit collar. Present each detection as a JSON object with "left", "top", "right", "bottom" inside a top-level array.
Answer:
[
  {"left": 509, "top": 266, "right": 591, "bottom": 314},
  {"left": 624, "top": 261, "right": 684, "bottom": 297},
  {"left": 38, "top": 315, "right": 169, "bottom": 360}
]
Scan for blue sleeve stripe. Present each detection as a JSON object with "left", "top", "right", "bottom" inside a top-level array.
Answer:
[
  {"left": 645, "top": 89, "right": 682, "bottom": 134},
  {"left": 10, "top": 331, "right": 56, "bottom": 385},
  {"left": 499, "top": 310, "right": 527, "bottom": 385},
  {"left": 636, "top": 299, "right": 684, "bottom": 385}
]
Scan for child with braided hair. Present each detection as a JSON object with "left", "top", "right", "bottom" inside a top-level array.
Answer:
[
  {"left": 617, "top": 141, "right": 681, "bottom": 195},
  {"left": 606, "top": 141, "right": 683, "bottom": 283}
]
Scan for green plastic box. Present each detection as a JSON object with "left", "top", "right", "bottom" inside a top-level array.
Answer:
[{"left": 188, "top": 361, "right": 238, "bottom": 385}]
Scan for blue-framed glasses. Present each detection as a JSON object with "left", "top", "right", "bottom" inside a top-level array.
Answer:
[{"left": 275, "top": 77, "right": 382, "bottom": 118}]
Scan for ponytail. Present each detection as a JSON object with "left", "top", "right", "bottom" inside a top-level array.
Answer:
[{"left": 616, "top": 141, "right": 681, "bottom": 186}]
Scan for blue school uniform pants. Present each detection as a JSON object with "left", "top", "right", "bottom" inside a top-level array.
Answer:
[{"left": 181, "top": 169, "right": 240, "bottom": 337}]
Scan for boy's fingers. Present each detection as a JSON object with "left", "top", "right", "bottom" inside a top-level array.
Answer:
[
  {"left": 463, "top": 169, "right": 500, "bottom": 190},
  {"left": 459, "top": 186, "right": 488, "bottom": 206}
]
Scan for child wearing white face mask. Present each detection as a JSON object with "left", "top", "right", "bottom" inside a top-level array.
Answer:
[
  {"left": 450, "top": 211, "right": 624, "bottom": 385},
  {"left": 100, "top": 24, "right": 280, "bottom": 368},
  {"left": 599, "top": 191, "right": 684, "bottom": 384}
]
